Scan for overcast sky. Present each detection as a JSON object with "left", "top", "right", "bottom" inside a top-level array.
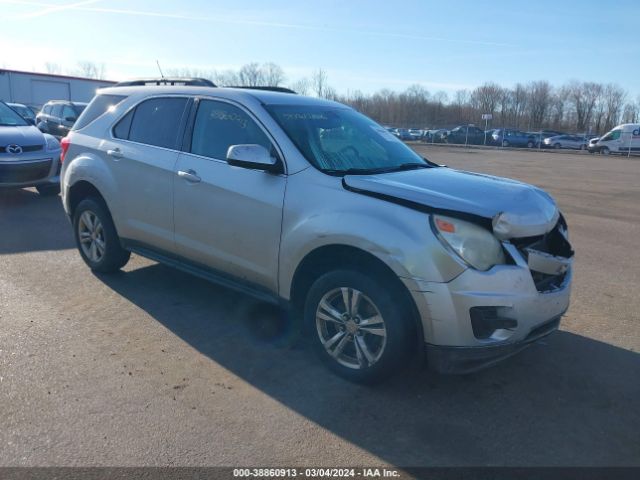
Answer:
[{"left": 1, "top": 0, "right": 638, "bottom": 97}]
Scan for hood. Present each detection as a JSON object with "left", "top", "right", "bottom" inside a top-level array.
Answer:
[
  {"left": 343, "top": 167, "right": 559, "bottom": 239},
  {"left": 0, "top": 125, "right": 45, "bottom": 148}
]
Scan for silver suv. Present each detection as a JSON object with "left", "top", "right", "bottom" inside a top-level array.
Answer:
[{"left": 61, "top": 79, "right": 573, "bottom": 383}]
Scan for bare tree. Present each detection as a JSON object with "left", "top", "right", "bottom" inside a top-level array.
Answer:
[
  {"left": 289, "top": 78, "right": 310, "bottom": 95},
  {"left": 75, "top": 61, "right": 106, "bottom": 79},
  {"left": 262, "top": 62, "right": 285, "bottom": 86},
  {"left": 602, "top": 84, "right": 627, "bottom": 131},
  {"left": 45, "top": 62, "right": 61, "bottom": 74},
  {"left": 311, "top": 68, "right": 329, "bottom": 98},
  {"left": 527, "top": 81, "right": 552, "bottom": 129},
  {"left": 237, "top": 63, "right": 264, "bottom": 87},
  {"left": 470, "top": 83, "right": 503, "bottom": 116}
]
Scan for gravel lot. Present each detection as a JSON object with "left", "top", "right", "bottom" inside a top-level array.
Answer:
[{"left": 1, "top": 147, "right": 638, "bottom": 467}]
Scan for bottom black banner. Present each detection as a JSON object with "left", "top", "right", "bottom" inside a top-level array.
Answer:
[{"left": 0, "top": 467, "right": 639, "bottom": 480}]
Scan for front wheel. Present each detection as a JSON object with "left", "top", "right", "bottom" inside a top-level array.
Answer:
[
  {"left": 304, "top": 269, "right": 414, "bottom": 383},
  {"left": 73, "top": 197, "right": 130, "bottom": 273},
  {"left": 502, "top": 140, "right": 509, "bottom": 147},
  {"left": 601, "top": 147, "right": 610, "bottom": 155},
  {"left": 554, "top": 143, "right": 561, "bottom": 149}
]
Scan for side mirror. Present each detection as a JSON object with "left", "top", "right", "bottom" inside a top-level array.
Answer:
[
  {"left": 226, "top": 144, "right": 280, "bottom": 173},
  {"left": 26, "top": 118, "right": 36, "bottom": 126}
]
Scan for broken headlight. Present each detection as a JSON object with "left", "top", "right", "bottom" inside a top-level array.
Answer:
[{"left": 431, "top": 215, "right": 506, "bottom": 271}]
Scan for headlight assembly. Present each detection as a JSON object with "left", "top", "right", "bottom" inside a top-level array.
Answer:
[
  {"left": 431, "top": 215, "right": 506, "bottom": 271},
  {"left": 44, "top": 134, "right": 60, "bottom": 152}
]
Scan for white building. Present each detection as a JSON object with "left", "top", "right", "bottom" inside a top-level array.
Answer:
[{"left": 0, "top": 69, "right": 115, "bottom": 109}]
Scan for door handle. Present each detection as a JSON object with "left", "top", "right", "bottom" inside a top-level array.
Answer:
[
  {"left": 177, "top": 169, "right": 201, "bottom": 183},
  {"left": 107, "top": 148, "right": 123, "bottom": 159}
]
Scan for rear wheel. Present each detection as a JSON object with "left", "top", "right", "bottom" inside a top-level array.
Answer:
[
  {"left": 580, "top": 144, "right": 586, "bottom": 150},
  {"left": 502, "top": 140, "right": 509, "bottom": 147},
  {"left": 304, "top": 269, "right": 414, "bottom": 384},
  {"left": 73, "top": 197, "right": 130, "bottom": 272},
  {"left": 36, "top": 184, "right": 60, "bottom": 196},
  {"left": 527, "top": 141, "right": 534, "bottom": 148}
]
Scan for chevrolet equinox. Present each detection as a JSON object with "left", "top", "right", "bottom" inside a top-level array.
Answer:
[{"left": 60, "top": 78, "right": 573, "bottom": 383}]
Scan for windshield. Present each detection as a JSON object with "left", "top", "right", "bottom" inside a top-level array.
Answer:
[
  {"left": 0, "top": 102, "right": 29, "bottom": 127},
  {"left": 266, "top": 105, "right": 428, "bottom": 174}
]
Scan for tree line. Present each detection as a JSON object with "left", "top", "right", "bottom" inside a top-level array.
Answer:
[{"left": 45, "top": 61, "right": 639, "bottom": 134}]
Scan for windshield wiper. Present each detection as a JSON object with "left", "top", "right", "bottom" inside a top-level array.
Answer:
[{"left": 323, "top": 163, "right": 430, "bottom": 176}]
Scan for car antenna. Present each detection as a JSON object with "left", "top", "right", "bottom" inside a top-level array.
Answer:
[{"left": 156, "top": 60, "right": 165, "bottom": 79}]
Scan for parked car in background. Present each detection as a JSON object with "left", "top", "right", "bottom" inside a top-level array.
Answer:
[
  {"left": 36, "top": 100, "right": 88, "bottom": 138},
  {"left": 543, "top": 135, "right": 588, "bottom": 150},
  {"left": 587, "top": 137, "right": 600, "bottom": 153},
  {"left": 7, "top": 102, "right": 37, "bottom": 124},
  {"left": 408, "top": 129, "right": 423, "bottom": 141},
  {"left": 491, "top": 129, "right": 537, "bottom": 148},
  {"left": 0, "top": 101, "right": 62, "bottom": 195},
  {"left": 446, "top": 125, "right": 486, "bottom": 145},
  {"left": 60, "top": 79, "right": 573, "bottom": 383},
  {"left": 422, "top": 128, "right": 448, "bottom": 143},
  {"left": 392, "top": 128, "right": 413, "bottom": 141},
  {"left": 593, "top": 123, "right": 640, "bottom": 155}
]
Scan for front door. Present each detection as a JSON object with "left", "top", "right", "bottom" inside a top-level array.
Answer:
[{"left": 173, "top": 98, "right": 286, "bottom": 292}]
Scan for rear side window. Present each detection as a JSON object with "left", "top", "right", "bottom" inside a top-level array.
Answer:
[
  {"left": 74, "top": 94, "right": 126, "bottom": 131},
  {"left": 113, "top": 109, "right": 134, "bottom": 139},
  {"left": 126, "top": 97, "right": 188, "bottom": 149},
  {"left": 51, "top": 104, "right": 63, "bottom": 117}
]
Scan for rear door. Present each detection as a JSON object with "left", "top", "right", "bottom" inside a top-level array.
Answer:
[
  {"left": 104, "top": 96, "right": 190, "bottom": 252},
  {"left": 173, "top": 97, "right": 286, "bottom": 292}
]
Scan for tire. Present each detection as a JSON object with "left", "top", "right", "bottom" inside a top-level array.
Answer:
[
  {"left": 580, "top": 144, "right": 586, "bottom": 151},
  {"left": 502, "top": 140, "right": 509, "bottom": 147},
  {"left": 304, "top": 269, "right": 414, "bottom": 384},
  {"left": 554, "top": 143, "right": 561, "bottom": 149},
  {"left": 527, "top": 141, "right": 534, "bottom": 149},
  {"left": 72, "top": 197, "right": 130, "bottom": 273},
  {"left": 601, "top": 147, "right": 610, "bottom": 155},
  {"left": 36, "top": 183, "right": 60, "bottom": 196}
]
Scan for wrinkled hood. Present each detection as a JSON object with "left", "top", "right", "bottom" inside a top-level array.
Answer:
[
  {"left": 343, "top": 167, "right": 559, "bottom": 239},
  {"left": 0, "top": 125, "right": 45, "bottom": 148}
]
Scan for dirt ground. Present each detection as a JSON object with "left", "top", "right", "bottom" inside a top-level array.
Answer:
[{"left": 1, "top": 146, "right": 638, "bottom": 467}]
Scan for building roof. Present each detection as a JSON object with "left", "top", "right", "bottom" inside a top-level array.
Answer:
[{"left": 0, "top": 68, "right": 116, "bottom": 85}]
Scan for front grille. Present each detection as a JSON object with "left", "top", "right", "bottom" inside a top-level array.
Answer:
[
  {"left": 510, "top": 218, "right": 573, "bottom": 293},
  {"left": 0, "top": 159, "right": 52, "bottom": 183},
  {"left": 1, "top": 145, "right": 44, "bottom": 154}
]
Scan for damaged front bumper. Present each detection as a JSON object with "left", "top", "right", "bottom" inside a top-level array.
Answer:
[{"left": 403, "top": 227, "right": 573, "bottom": 374}]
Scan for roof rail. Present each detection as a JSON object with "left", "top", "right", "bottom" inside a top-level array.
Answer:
[
  {"left": 113, "top": 78, "right": 217, "bottom": 87},
  {"left": 227, "top": 86, "right": 297, "bottom": 94}
]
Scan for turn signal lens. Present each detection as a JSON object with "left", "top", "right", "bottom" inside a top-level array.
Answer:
[{"left": 435, "top": 218, "right": 456, "bottom": 233}]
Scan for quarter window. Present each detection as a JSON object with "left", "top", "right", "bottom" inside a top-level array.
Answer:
[
  {"left": 127, "top": 97, "right": 188, "bottom": 149},
  {"left": 190, "top": 100, "right": 273, "bottom": 160}
]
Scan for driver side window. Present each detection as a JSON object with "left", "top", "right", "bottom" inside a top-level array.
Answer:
[{"left": 190, "top": 100, "right": 273, "bottom": 161}]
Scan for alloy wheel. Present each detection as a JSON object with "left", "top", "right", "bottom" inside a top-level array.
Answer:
[
  {"left": 78, "top": 210, "right": 106, "bottom": 263},
  {"left": 315, "top": 287, "right": 387, "bottom": 370}
]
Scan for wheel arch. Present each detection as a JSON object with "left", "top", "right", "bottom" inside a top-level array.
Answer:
[
  {"left": 67, "top": 180, "right": 108, "bottom": 217},
  {"left": 289, "top": 244, "right": 424, "bottom": 348}
]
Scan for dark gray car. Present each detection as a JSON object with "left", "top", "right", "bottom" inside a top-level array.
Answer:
[{"left": 36, "top": 100, "right": 87, "bottom": 138}]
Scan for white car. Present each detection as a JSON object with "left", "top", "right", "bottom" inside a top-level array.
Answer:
[
  {"left": 60, "top": 78, "right": 573, "bottom": 383},
  {"left": 543, "top": 135, "right": 588, "bottom": 150}
]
